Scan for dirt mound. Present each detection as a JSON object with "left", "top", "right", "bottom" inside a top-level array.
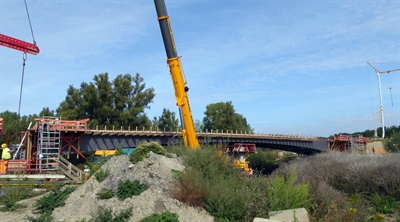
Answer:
[{"left": 52, "top": 152, "right": 214, "bottom": 222}]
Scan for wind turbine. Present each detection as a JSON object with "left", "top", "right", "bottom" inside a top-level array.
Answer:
[{"left": 367, "top": 62, "right": 400, "bottom": 138}]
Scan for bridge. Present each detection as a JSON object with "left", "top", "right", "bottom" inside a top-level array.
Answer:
[
  {"left": 81, "top": 128, "right": 328, "bottom": 155},
  {"left": 24, "top": 118, "right": 328, "bottom": 164}
]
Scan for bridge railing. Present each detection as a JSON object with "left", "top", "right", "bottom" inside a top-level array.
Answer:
[{"left": 85, "top": 126, "right": 320, "bottom": 141}]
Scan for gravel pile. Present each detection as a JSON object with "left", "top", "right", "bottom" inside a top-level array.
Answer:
[{"left": 52, "top": 152, "right": 214, "bottom": 222}]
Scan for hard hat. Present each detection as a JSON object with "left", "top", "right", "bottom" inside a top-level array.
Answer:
[{"left": 1, "top": 143, "right": 6, "bottom": 149}]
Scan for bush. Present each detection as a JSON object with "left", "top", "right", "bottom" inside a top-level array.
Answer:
[
  {"left": 94, "top": 168, "right": 110, "bottom": 182},
  {"left": 272, "top": 152, "right": 400, "bottom": 221},
  {"left": 384, "top": 132, "right": 400, "bottom": 152},
  {"left": 96, "top": 188, "right": 114, "bottom": 199},
  {"left": 267, "top": 170, "right": 312, "bottom": 211},
  {"left": 170, "top": 168, "right": 207, "bottom": 207},
  {"left": 140, "top": 211, "right": 179, "bottom": 222},
  {"left": 130, "top": 142, "right": 166, "bottom": 164},
  {"left": 170, "top": 144, "right": 270, "bottom": 221},
  {"left": 117, "top": 180, "right": 148, "bottom": 201}
]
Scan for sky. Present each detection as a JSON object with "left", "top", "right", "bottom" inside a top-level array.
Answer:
[{"left": 0, "top": 0, "right": 399, "bottom": 137}]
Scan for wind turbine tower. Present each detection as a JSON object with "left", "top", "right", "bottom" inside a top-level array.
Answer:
[{"left": 367, "top": 62, "right": 400, "bottom": 138}]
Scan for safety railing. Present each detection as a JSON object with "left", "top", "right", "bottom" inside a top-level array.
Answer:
[{"left": 85, "top": 126, "right": 321, "bottom": 141}]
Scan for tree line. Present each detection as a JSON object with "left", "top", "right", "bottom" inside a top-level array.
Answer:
[{"left": 0, "top": 72, "right": 252, "bottom": 144}]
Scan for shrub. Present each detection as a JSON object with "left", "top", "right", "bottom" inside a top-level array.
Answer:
[
  {"left": 32, "top": 186, "right": 76, "bottom": 215},
  {"left": 94, "top": 168, "right": 110, "bottom": 182},
  {"left": 170, "top": 168, "right": 207, "bottom": 207},
  {"left": 89, "top": 206, "right": 133, "bottom": 222},
  {"left": 267, "top": 170, "right": 312, "bottom": 211},
  {"left": 130, "top": 142, "right": 166, "bottom": 164},
  {"left": 96, "top": 188, "right": 114, "bottom": 199},
  {"left": 170, "top": 144, "right": 270, "bottom": 221},
  {"left": 384, "top": 132, "right": 400, "bottom": 152},
  {"left": 140, "top": 211, "right": 179, "bottom": 222},
  {"left": 117, "top": 180, "right": 148, "bottom": 201}
]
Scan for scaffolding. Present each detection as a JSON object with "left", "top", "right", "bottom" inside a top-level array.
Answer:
[
  {"left": 36, "top": 116, "right": 61, "bottom": 173},
  {"left": 348, "top": 135, "right": 366, "bottom": 154}
]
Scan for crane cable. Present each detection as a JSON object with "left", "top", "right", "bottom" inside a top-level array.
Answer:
[
  {"left": 15, "top": 0, "right": 36, "bottom": 143},
  {"left": 24, "top": 0, "right": 36, "bottom": 45}
]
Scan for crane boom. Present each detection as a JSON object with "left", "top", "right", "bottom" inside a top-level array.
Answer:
[
  {"left": 154, "top": 0, "right": 200, "bottom": 149},
  {"left": 0, "top": 34, "right": 39, "bottom": 55}
]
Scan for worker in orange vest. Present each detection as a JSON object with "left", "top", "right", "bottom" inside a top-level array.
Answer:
[{"left": 1, "top": 143, "right": 14, "bottom": 174}]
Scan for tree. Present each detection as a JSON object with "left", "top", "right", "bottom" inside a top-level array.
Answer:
[
  {"left": 56, "top": 72, "right": 155, "bottom": 129},
  {"left": 194, "top": 119, "right": 203, "bottom": 132},
  {"left": 0, "top": 111, "right": 37, "bottom": 144},
  {"left": 152, "top": 108, "right": 179, "bottom": 131},
  {"left": 202, "top": 101, "right": 252, "bottom": 133},
  {"left": 38, "top": 107, "right": 55, "bottom": 117}
]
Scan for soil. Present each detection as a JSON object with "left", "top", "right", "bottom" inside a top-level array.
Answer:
[{"left": 0, "top": 152, "right": 214, "bottom": 222}]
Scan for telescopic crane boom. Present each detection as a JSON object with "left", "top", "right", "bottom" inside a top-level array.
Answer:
[{"left": 154, "top": 0, "right": 200, "bottom": 149}]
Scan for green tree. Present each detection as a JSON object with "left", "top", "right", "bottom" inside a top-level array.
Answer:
[
  {"left": 152, "top": 108, "right": 179, "bottom": 131},
  {"left": 384, "top": 132, "right": 400, "bottom": 152},
  {"left": 0, "top": 111, "right": 36, "bottom": 144},
  {"left": 194, "top": 119, "right": 203, "bottom": 132},
  {"left": 56, "top": 73, "right": 155, "bottom": 130},
  {"left": 203, "top": 101, "right": 252, "bottom": 132},
  {"left": 38, "top": 107, "right": 55, "bottom": 117}
]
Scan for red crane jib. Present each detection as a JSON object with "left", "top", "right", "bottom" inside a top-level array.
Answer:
[{"left": 0, "top": 34, "right": 39, "bottom": 55}]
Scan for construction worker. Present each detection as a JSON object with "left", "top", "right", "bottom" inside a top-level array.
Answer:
[
  {"left": 83, "top": 165, "right": 90, "bottom": 180},
  {"left": 1, "top": 143, "right": 14, "bottom": 174}
]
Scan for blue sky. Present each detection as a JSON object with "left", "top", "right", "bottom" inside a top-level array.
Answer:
[{"left": 1, "top": 0, "right": 399, "bottom": 137}]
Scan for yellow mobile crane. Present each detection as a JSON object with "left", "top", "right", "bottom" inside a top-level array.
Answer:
[{"left": 154, "top": 0, "right": 200, "bottom": 149}]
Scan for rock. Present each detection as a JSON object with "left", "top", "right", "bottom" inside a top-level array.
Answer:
[{"left": 269, "top": 208, "right": 310, "bottom": 222}]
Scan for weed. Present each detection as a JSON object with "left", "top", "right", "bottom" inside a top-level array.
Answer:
[
  {"left": 115, "top": 145, "right": 125, "bottom": 156},
  {"left": 94, "top": 168, "right": 110, "bottom": 182},
  {"left": 140, "top": 211, "right": 179, "bottom": 222},
  {"left": 0, "top": 184, "right": 31, "bottom": 211},
  {"left": 32, "top": 186, "right": 76, "bottom": 215},
  {"left": 117, "top": 180, "right": 148, "bottom": 201},
  {"left": 371, "top": 193, "right": 397, "bottom": 214},
  {"left": 26, "top": 212, "right": 53, "bottom": 222},
  {"left": 267, "top": 170, "right": 312, "bottom": 211},
  {"left": 88, "top": 205, "right": 133, "bottom": 222},
  {"left": 96, "top": 188, "right": 114, "bottom": 199}
]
